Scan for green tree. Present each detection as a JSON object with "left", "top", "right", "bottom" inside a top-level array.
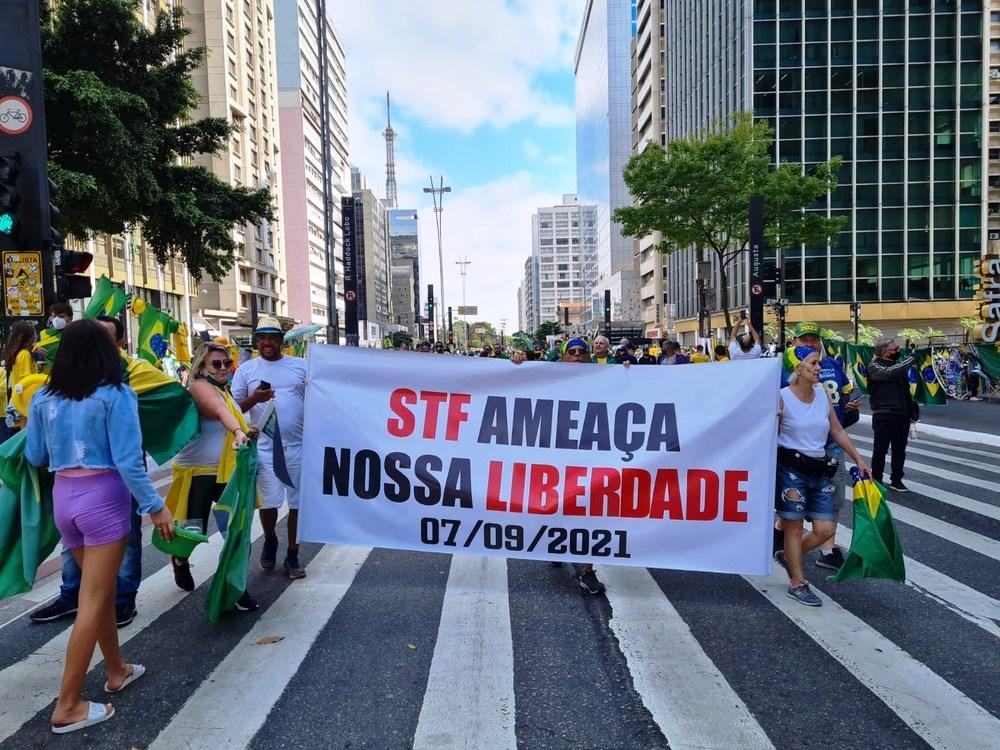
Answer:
[
  {"left": 532, "top": 321, "right": 562, "bottom": 345},
  {"left": 41, "top": 0, "right": 273, "bottom": 281},
  {"left": 614, "top": 112, "right": 845, "bottom": 332}
]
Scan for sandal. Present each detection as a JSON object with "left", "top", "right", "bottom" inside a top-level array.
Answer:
[
  {"left": 105, "top": 663, "right": 145, "bottom": 694},
  {"left": 51, "top": 701, "right": 115, "bottom": 734},
  {"left": 170, "top": 556, "right": 194, "bottom": 592}
]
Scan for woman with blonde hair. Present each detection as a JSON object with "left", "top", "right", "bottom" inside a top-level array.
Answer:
[{"left": 164, "top": 342, "right": 257, "bottom": 609}]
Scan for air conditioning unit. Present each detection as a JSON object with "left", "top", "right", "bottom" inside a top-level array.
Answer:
[
  {"left": 991, "top": 69, "right": 1000, "bottom": 80},
  {"left": 989, "top": 230, "right": 1000, "bottom": 241}
]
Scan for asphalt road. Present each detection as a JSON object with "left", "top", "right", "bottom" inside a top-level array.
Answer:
[{"left": 0, "top": 422, "right": 997, "bottom": 749}]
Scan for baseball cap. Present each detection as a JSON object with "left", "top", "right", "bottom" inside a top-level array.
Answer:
[
  {"left": 793, "top": 320, "right": 821, "bottom": 338},
  {"left": 255, "top": 316, "right": 283, "bottom": 335}
]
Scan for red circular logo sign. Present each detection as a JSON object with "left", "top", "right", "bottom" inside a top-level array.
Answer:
[
  {"left": 345, "top": 290, "right": 357, "bottom": 302},
  {"left": 0, "top": 97, "right": 32, "bottom": 135},
  {"left": 751, "top": 283, "right": 763, "bottom": 296}
]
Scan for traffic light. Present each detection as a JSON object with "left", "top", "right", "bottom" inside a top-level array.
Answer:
[
  {"left": 0, "top": 152, "right": 20, "bottom": 243},
  {"left": 603, "top": 289, "right": 611, "bottom": 324},
  {"left": 55, "top": 249, "right": 93, "bottom": 301}
]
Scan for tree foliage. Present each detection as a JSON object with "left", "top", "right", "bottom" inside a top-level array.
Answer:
[
  {"left": 532, "top": 321, "right": 562, "bottom": 345},
  {"left": 614, "top": 112, "right": 845, "bottom": 331},
  {"left": 41, "top": 0, "right": 273, "bottom": 281}
]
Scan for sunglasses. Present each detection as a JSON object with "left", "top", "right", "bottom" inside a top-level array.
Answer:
[
  {"left": 207, "top": 358, "right": 233, "bottom": 369},
  {"left": 566, "top": 348, "right": 588, "bottom": 356}
]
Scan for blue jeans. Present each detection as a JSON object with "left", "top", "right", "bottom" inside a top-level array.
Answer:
[
  {"left": 59, "top": 498, "right": 143, "bottom": 607},
  {"left": 775, "top": 462, "right": 837, "bottom": 522}
]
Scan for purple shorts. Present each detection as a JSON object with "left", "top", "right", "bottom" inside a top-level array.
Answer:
[{"left": 53, "top": 471, "right": 132, "bottom": 550}]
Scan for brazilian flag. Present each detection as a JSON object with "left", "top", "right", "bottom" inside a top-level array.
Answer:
[
  {"left": 0, "top": 432, "right": 59, "bottom": 600},
  {"left": 123, "top": 356, "right": 200, "bottom": 464},
  {"left": 846, "top": 343, "right": 872, "bottom": 395},
  {"left": 830, "top": 478, "right": 906, "bottom": 583},
  {"left": 918, "top": 349, "right": 947, "bottom": 405},
  {"left": 206, "top": 444, "right": 258, "bottom": 622},
  {"left": 36, "top": 328, "right": 62, "bottom": 372},
  {"left": 84, "top": 275, "right": 128, "bottom": 318},
  {"left": 136, "top": 301, "right": 180, "bottom": 367}
]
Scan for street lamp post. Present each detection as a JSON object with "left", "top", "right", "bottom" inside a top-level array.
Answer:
[
  {"left": 456, "top": 256, "right": 471, "bottom": 351},
  {"left": 423, "top": 176, "right": 452, "bottom": 338}
]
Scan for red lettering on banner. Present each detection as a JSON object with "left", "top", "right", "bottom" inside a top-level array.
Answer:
[
  {"left": 589, "top": 468, "right": 621, "bottom": 517},
  {"left": 686, "top": 469, "right": 720, "bottom": 521},
  {"left": 723, "top": 470, "right": 749, "bottom": 522},
  {"left": 445, "top": 393, "right": 472, "bottom": 441},
  {"left": 387, "top": 388, "right": 417, "bottom": 437},
  {"left": 509, "top": 463, "right": 526, "bottom": 513},
  {"left": 621, "top": 468, "right": 651, "bottom": 518},
  {"left": 421, "top": 391, "right": 449, "bottom": 439},
  {"left": 528, "top": 464, "right": 560, "bottom": 514},
  {"left": 562, "top": 466, "right": 587, "bottom": 516},
  {"left": 485, "top": 461, "right": 506, "bottom": 512},
  {"left": 650, "top": 469, "right": 683, "bottom": 519}
]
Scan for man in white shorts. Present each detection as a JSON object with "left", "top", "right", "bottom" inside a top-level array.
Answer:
[{"left": 232, "top": 316, "right": 308, "bottom": 579}]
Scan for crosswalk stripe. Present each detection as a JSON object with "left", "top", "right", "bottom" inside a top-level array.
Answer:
[
  {"left": 0, "top": 509, "right": 284, "bottom": 743},
  {"left": 889, "top": 479, "right": 1000, "bottom": 522},
  {"left": 835, "top": 524, "right": 1000, "bottom": 639},
  {"left": 752, "top": 568, "right": 1000, "bottom": 750},
  {"left": 885, "top": 503, "right": 1000, "bottom": 563},
  {"left": 601, "top": 566, "right": 774, "bottom": 750},
  {"left": 852, "top": 435, "right": 999, "bottom": 475},
  {"left": 412, "top": 556, "right": 517, "bottom": 750},
  {"left": 148, "top": 544, "right": 371, "bottom": 750}
]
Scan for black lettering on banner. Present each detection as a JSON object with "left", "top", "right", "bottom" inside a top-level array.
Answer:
[
  {"left": 504, "top": 524, "right": 524, "bottom": 550},
  {"left": 548, "top": 527, "right": 568, "bottom": 554},
  {"left": 511, "top": 398, "right": 552, "bottom": 446},
  {"left": 323, "top": 447, "right": 351, "bottom": 496},
  {"left": 477, "top": 396, "right": 509, "bottom": 445},
  {"left": 414, "top": 455, "right": 443, "bottom": 505},
  {"left": 383, "top": 452, "right": 411, "bottom": 502},
  {"left": 443, "top": 458, "right": 474, "bottom": 508},
  {"left": 591, "top": 529, "right": 612, "bottom": 557},
  {"left": 483, "top": 523, "right": 502, "bottom": 550},
  {"left": 554, "top": 401, "right": 581, "bottom": 449},
  {"left": 578, "top": 402, "right": 611, "bottom": 452},
  {"left": 614, "top": 403, "right": 646, "bottom": 462},
  {"left": 442, "top": 518, "right": 461, "bottom": 546},
  {"left": 647, "top": 403, "right": 681, "bottom": 452},
  {"left": 420, "top": 517, "right": 439, "bottom": 545},
  {"left": 353, "top": 449, "right": 381, "bottom": 499}
]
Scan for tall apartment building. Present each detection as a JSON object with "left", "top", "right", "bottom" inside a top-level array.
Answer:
[
  {"left": 388, "top": 209, "right": 421, "bottom": 333},
  {"left": 341, "top": 167, "right": 392, "bottom": 344},
  {"left": 517, "top": 255, "right": 539, "bottom": 334},
  {"left": 989, "top": 3, "right": 1000, "bottom": 247},
  {"left": 630, "top": 0, "right": 668, "bottom": 337},
  {"left": 575, "top": 0, "right": 640, "bottom": 328},
  {"left": 530, "top": 195, "right": 598, "bottom": 330},
  {"left": 274, "top": 0, "right": 350, "bottom": 342},
  {"left": 662, "top": 0, "right": 983, "bottom": 340},
  {"left": 184, "top": 0, "right": 287, "bottom": 338}
]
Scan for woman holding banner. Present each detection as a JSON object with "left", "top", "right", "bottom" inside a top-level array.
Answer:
[
  {"left": 774, "top": 347, "right": 869, "bottom": 607},
  {"left": 163, "top": 343, "right": 256, "bottom": 609}
]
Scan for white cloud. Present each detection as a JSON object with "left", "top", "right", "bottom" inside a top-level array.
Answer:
[
  {"left": 415, "top": 172, "right": 561, "bottom": 332},
  {"left": 522, "top": 139, "right": 542, "bottom": 161}
]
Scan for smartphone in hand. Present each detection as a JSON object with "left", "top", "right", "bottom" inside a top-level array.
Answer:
[{"left": 258, "top": 380, "right": 271, "bottom": 391}]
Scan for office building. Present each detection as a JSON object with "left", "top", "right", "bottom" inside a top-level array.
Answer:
[
  {"left": 183, "top": 0, "right": 287, "bottom": 339},
  {"left": 341, "top": 167, "right": 392, "bottom": 344},
  {"left": 662, "top": 0, "right": 983, "bottom": 340},
  {"left": 531, "top": 195, "right": 598, "bottom": 330},
  {"left": 388, "top": 208, "right": 421, "bottom": 332},
  {"left": 575, "top": 0, "right": 639, "bottom": 328},
  {"left": 275, "top": 0, "right": 350, "bottom": 341},
  {"left": 390, "top": 260, "right": 416, "bottom": 334},
  {"left": 517, "top": 255, "right": 540, "bottom": 334}
]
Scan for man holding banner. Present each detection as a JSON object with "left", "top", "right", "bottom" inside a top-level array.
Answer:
[{"left": 232, "top": 317, "right": 308, "bottom": 580}]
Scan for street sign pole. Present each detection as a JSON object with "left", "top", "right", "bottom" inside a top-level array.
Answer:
[{"left": 748, "top": 197, "right": 766, "bottom": 343}]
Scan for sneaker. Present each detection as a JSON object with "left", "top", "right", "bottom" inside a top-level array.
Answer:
[
  {"left": 889, "top": 481, "right": 910, "bottom": 493},
  {"left": 170, "top": 556, "right": 195, "bottom": 592},
  {"left": 283, "top": 553, "right": 307, "bottom": 580},
  {"left": 235, "top": 591, "right": 259, "bottom": 612},
  {"left": 577, "top": 570, "right": 606, "bottom": 595},
  {"left": 260, "top": 535, "right": 279, "bottom": 571},
  {"left": 29, "top": 598, "right": 78, "bottom": 623},
  {"left": 772, "top": 527, "right": 785, "bottom": 555},
  {"left": 786, "top": 582, "right": 822, "bottom": 607},
  {"left": 816, "top": 547, "right": 845, "bottom": 571},
  {"left": 115, "top": 603, "right": 137, "bottom": 628},
  {"left": 773, "top": 550, "right": 788, "bottom": 571}
]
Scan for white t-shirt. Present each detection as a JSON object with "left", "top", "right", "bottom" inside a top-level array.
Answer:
[
  {"left": 729, "top": 341, "right": 762, "bottom": 360},
  {"left": 777, "top": 385, "right": 831, "bottom": 459},
  {"left": 231, "top": 355, "right": 307, "bottom": 452}
]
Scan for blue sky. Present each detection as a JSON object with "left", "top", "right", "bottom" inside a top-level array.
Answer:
[{"left": 328, "top": 0, "right": 584, "bottom": 331}]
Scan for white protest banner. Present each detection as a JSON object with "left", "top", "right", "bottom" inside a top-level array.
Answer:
[{"left": 300, "top": 346, "right": 780, "bottom": 575}]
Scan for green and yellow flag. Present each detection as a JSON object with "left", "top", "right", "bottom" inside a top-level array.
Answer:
[
  {"left": 0, "top": 432, "right": 59, "bottom": 600},
  {"left": 830, "top": 478, "right": 906, "bottom": 583},
  {"left": 123, "top": 356, "right": 200, "bottom": 464},
  {"left": 133, "top": 299, "right": 180, "bottom": 367},
  {"left": 206, "top": 444, "right": 258, "bottom": 622},
  {"left": 84, "top": 275, "right": 128, "bottom": 318}
]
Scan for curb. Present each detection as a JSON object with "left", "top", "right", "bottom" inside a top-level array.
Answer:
[{"left": 859, "top": 413, "right": 1000, "bottom": 448}]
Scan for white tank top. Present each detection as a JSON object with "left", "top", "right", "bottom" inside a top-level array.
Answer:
[
  {"left": 777, "top": 385, "right": 830, "bottom": 459},
  {"left": 173, "top": 387, "right": 230, "bottom": 468}
]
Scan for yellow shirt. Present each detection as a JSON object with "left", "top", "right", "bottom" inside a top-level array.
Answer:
[
  {"left": 6, "top": 349, "right": 37, "bottom": 427},
  {"left": 691, "top": 353, "right": 710, "bottom": 364}
]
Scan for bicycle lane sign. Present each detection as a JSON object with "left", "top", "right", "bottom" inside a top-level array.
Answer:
[{"left": 0, "top": 96, "right": 32, "bottom": 136}]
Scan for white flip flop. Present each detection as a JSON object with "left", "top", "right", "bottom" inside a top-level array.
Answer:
[
  {"left": 51, "top": 701, "right": 115, "bottom": 734},
  {"left": 104, "top": 663, "right": 146, "bottom": 694}
]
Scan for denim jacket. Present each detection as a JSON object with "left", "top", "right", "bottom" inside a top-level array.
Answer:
[{"left": 25, "top": 384, "right": 163, "bottom": 515}]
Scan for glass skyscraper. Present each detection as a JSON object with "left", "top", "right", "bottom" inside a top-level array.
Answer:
[{"left": 662, "top": 0, "right": 984, "bottom": 335}]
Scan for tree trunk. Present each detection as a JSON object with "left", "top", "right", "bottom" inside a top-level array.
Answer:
[{"left": 716, "top": 249, "right": 733, "bottom": 334}]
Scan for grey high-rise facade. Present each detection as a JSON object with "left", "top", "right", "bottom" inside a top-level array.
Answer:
[
  {"left": 576, "top": 0, "right": 640, "bottom": 328},
  {"left": 662, "top": 0, "right": 984, "bottom": 338},
  {"left": 388, "top": 208, "right": 421, "bottom": 332}
]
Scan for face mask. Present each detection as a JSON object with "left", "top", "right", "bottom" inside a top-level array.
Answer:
[
  {"left": 50, "top": 316, "right": 67, "bottom": 330},
  {"left": 202, "top": 373, "right": 229, "bottom": 388}
]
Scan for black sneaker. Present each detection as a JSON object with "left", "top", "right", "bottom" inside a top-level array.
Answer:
[
  {"left": 773, "top": 550, "right": 788, "bottom": 571},
  {"left": 889, "top": 481, "right": 909, "bottom": 493},
  {"left": 816, "top": 547, "right": 845, "bottom": 571},
  {"left": 283, "top": 553, "right": 306, "bottom": 580},
  {"left": 577, "top": 570, "right": 606, "bottom": 595},
  {"left": 171, "top": 556, "right": 195, "bottom": 592},
  {"left": 235, "top": 591, "right": 259, "bottom": 612},
  {"left": 260, "top": 535, "right": 279, "bottom": 571},
  {"left": 115, "top": 603, "right": 137, "bottom": 628},
  {"left": 29, "top": 598, "right": 77, "bottom": 623}
]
